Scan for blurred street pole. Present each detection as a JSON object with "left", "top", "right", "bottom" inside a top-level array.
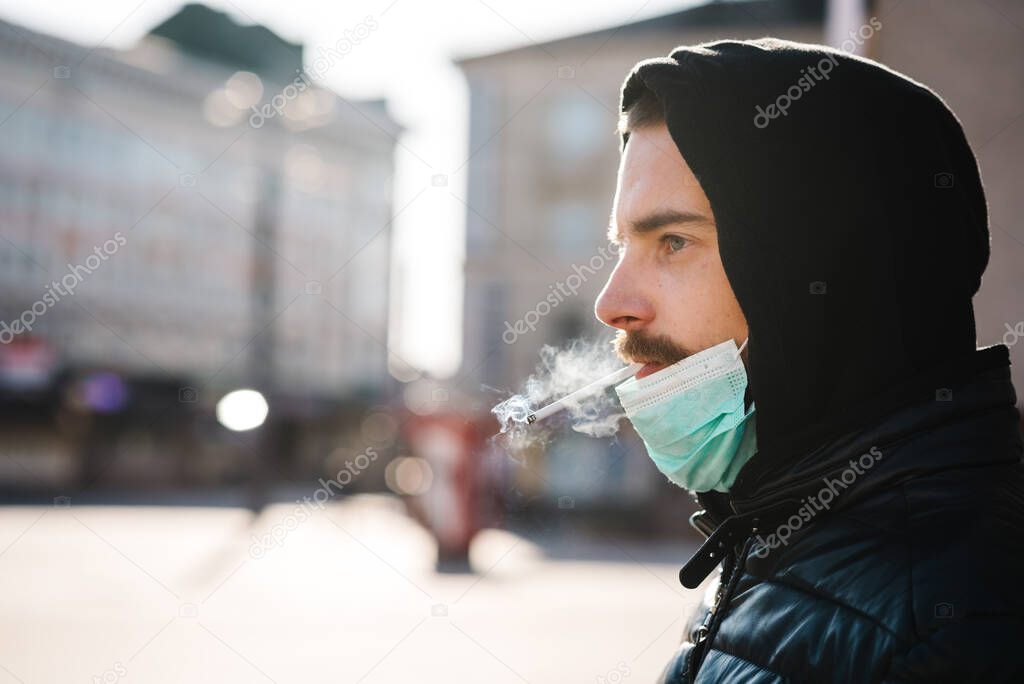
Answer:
[
  {"left": 826, "top": 0, "right": 870, "bottom": 54},
  {"left": 246, "top": 163, "right": 282, "bottom": 512}
]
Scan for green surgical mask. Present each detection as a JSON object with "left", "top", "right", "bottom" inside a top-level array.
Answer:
[{"left": 614, "top": 337, "right": 756, "bottom": 493}]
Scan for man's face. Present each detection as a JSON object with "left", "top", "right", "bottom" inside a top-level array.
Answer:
[{"left": 595, "top": 123, "right": 748, "bottom": 378}]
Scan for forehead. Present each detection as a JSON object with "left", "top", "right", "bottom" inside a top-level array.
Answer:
[{"left": 613, "top": 124, "right": 712, "bottom": 226}]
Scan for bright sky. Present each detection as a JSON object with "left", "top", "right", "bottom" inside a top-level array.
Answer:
[{"left": 0, "top": 0, "right": 695, "bottom": 378}]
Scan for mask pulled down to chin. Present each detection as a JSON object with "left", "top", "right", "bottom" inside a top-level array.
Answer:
[{"left": 614, "top": 337, "right": 756, "bottom": 493}]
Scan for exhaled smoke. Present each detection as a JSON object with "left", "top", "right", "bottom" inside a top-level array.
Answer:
[{"left": 490, "top": 337, "right": 628, "bottom": 442}]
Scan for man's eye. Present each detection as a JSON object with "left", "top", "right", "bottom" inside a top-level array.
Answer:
[{"left": 661, "top": 234, "right": 689, "bottom": 253}]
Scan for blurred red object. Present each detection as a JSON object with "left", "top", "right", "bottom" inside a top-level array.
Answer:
[
  {"left": 400, "top": 411, "right": 493, "bottom": 570},
  {"left": 0, "top": 336, "right": 57, "bottom": 392}
]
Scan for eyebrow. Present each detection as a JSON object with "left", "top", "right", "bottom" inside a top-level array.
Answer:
[{"left": 607, "top": 208, "right": 714, "bottom": 243}]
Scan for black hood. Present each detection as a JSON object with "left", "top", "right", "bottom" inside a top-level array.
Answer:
[{"left": 618, "top": 38, "right": 997, "bottom": 474}]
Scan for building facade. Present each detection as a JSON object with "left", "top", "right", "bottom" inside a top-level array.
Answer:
[{"left": 0, "top": 5, "right": 399, "bottom": 403}]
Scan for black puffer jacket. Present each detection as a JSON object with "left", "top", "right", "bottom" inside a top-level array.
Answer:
[{"left": 659, "top": 344, "right": 1024, "bottom": 682}]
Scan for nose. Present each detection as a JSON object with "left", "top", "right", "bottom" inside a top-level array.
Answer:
[{"left": 594, "top": 256, "right": 655, "bottom": 331}]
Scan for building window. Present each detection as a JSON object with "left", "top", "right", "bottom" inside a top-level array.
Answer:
[
  {"left": 545, "top": 199, "right": 599, "bottom": 256},
  {"left": 544, "top": 92, "right": 606, "bottom": 166}
]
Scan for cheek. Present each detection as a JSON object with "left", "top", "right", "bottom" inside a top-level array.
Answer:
[
  {"left": 704, "top": 257, "right": 745, "bottom": 324},
  {"left": 661, "top": 254, "right": 728, "bottom": 321},
  {"left": 659, "top": 252, "right": 714, "bottom": 295},
  {"left": 649, "top": 258, "right": 698, "bottom": 314}
]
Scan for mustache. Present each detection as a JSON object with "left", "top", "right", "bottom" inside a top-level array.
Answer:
[{"left": 612, "top": 330, "right": 690, "bottom": 366}]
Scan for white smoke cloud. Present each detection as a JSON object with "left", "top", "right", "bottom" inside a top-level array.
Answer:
[{"left": 490, "top": 337, "right": 629, "bottom": 442}]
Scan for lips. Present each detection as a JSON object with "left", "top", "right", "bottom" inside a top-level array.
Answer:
[{"left": 636, "top": 362, "right": 668, "bottom": 379}]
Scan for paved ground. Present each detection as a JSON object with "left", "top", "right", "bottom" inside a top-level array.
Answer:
[{"left": 0, "top": 493, "right": 706, "bottom": 683}]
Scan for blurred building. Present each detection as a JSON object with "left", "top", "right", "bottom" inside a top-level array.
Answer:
[{"left": 0, "top": 3, "right": 399, "bottom": 404}]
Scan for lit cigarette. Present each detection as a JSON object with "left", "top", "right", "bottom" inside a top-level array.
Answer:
[{"left": 525, "top": 362, "right": 644, "bottom": 425}]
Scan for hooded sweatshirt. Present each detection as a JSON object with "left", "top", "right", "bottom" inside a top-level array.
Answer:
[{"left": 618, "top": 37, "right": 1001, "bottom": 483}]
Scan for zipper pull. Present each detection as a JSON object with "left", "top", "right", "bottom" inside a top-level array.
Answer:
[{"left": 678, "top": 498, "right": 797, "bottom": 588}]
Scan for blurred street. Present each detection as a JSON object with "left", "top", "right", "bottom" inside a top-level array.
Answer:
[{"left": 0, "top": 493, "right": 704, "bottom": 683}]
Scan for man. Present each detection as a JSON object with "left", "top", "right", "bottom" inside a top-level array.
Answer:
[{"left": 596, "top": 38, "right": 1024, "bottom": 682}]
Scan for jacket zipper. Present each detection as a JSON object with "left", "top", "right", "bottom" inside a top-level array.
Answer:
[{"left": 686, "top": 537, "right": 753, "bottom": 683}]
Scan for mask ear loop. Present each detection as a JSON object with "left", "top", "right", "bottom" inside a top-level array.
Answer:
[
  {"left": 734, "top": 336, "right": 749, "bottom": 360},
  {"left": 734, "top": 336, "right": 754, "bottom": 414}
]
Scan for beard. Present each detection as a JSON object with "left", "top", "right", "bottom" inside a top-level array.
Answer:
[{"left": 612, "top": 329, "right": 691, "bottom": 366}]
